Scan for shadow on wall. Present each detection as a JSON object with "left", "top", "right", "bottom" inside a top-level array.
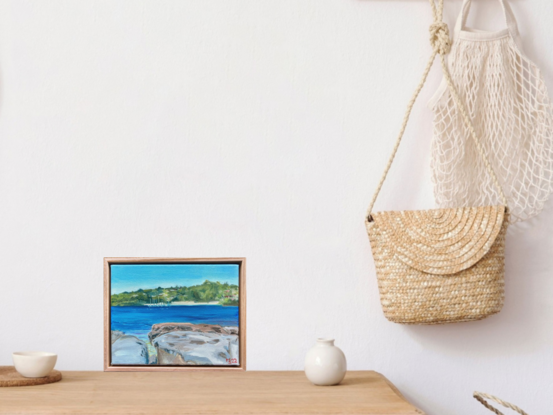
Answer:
[{"left": 404, "top": 198, "right": 553, "bottom": 357}]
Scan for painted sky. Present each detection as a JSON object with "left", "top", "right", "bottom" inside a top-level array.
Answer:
[{"left": 111, "top": 264, "right": 239, "bottom": 294}]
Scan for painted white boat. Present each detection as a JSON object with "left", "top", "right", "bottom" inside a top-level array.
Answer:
[{"left": 145, "top": 297, "right": 169, "bottom": 307}]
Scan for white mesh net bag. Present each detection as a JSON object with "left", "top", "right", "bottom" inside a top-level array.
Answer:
[{"left": 429, "top": 0, "right": 553, "bottom": 222}]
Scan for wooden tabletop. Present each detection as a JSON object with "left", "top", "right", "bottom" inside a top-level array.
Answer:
[{"left": 0, "top": 371, "right": 424, "bottom": 415}]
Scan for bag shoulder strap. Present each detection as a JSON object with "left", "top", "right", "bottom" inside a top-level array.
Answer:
[
  {"left": 453, "top": 0, "right": 522, "bottom": 48},
  {"left": 473, "top": 392, "right": 528, "bottom": 415},
  {"left": 454, "top": 0, "right": 519, "bottom": 39},
  {"left": 366, "top": 0, "right": 508, "bottom": 222}
]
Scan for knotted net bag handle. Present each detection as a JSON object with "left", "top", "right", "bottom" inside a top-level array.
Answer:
[
  {"left": 474, "top": 392, "right": 529, "bottom": 415},
  {"left": 366, "top": 0, "right": 508, "bottom": 221}
]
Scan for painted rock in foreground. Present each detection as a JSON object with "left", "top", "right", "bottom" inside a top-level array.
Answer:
[
  {"left": 149, "top": 323, "right": 239, "bottom": 365},
  {"left": 111, "top": 333, "right": 149, "bottom": 365},
  {"left": 111, "top": 330, "right": 125, "bottom": 344}
]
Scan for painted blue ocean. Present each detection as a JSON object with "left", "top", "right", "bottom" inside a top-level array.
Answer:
[{"left": 111, "top": 305, "right": 239, "bottom": 343}]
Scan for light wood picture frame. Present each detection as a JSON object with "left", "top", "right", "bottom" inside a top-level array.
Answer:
[{"left": 104, "top": 257, "right": 246, "bottom": 372}]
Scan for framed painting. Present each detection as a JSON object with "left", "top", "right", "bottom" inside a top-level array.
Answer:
[{"left": 104, "top": 257, "right": 246, "bottom": 371}]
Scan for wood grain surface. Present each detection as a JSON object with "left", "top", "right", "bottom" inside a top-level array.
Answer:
[
  {"left": 0, "top": 371, "right": 424, "bottom": 415},
  {"left": 0, "top": 366, "right": 62, "bottom": 387}
]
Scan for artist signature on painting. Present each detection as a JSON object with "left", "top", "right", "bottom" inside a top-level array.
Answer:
[{"left": 226, "top": 358, "right": 238, "bottom": 364}]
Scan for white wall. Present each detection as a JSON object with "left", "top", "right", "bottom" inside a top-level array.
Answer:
[{"left": 0, "top": 0, "right": 551, "bottom": 413}]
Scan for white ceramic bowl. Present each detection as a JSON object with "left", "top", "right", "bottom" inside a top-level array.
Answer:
[{"left": 12, "top": 352, "right": 57, "bottom": 378}]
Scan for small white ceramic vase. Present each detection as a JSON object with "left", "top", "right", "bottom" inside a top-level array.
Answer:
[
  {"left": 12, "top": 352, "right": 57, "bottom": 378},
  {"left": 304, "top": 338, "right": 347, "bottom": 386}
]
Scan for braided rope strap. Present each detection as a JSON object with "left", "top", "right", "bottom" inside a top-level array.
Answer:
[
  {"left": 474, "top": 392, "right": 529, "bottom": 415},
  {"left": 366, "top": 0, "right": 508, "bottom": 221}
]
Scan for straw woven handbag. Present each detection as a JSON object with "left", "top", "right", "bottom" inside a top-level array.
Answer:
[
  {"left": 474, "top": 392, "right": 528, "bottom": 415},
  {"left": 365, "top": 0, "right": 509, "bottom": 324}
]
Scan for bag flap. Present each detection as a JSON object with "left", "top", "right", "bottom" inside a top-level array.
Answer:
[{"left": 367, "top": 205, "right": 506, "bottom": 275}]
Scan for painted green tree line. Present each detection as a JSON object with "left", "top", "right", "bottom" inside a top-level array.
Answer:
[{"left": 111, "top": 280, "right": 239, "bottom": 306}]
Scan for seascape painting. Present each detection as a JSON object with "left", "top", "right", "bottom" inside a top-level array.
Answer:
[{"left": 106, "top": 260, "right": 244, "bottom": 369}]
